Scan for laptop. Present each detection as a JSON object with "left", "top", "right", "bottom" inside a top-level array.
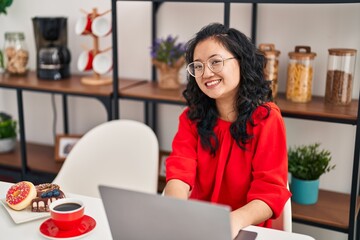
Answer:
[{"left": 99, "top": 185, "right": 257, "bottom": 240}]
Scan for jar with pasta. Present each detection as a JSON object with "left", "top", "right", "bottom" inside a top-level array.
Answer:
[
  {"left": 4, "top": 32, "right": 29, "bottom": 75},
  {"left": 259, "top": 43, "right": 280, "bottom": 99},
  {"left": 325, "top": 48, "right": 357, "bottom": 105},
  {"left": 286, "top": 46, "right": 317, "bottom": 103}
]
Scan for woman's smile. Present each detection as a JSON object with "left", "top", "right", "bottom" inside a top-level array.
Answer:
[{"left": 205, "top": 79, "right": 222, "bottom": 88}]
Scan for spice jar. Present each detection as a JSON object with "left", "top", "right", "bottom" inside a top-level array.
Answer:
[
  {"left": 259, "top": 43, "right": 280, "bottom": 99},
  {"left": 286, "top": 46, "right": 317, "bottom": 103},
  {"left": 325, "top": 48, "right": 357, "bottom": 105},
  {"left": 4, "top": 32, "right": 29, "bottom": 75}
]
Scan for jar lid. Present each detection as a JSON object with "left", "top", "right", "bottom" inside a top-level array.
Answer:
[
  {"left": 328, "top": 48, "right": 357, "bottom": 56},
  {"left": 5, "top": 32, "right": 25, "bottom": 40},
  {"left": 259, "top": 43, "right": 280, "bottom": 57},
  {"left": 288, "top": 46, "right": 316, "bottom": 60}
]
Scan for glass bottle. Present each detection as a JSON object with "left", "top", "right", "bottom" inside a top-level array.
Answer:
[
  {"left": 259, "top": 43, "right": 280, "bottom": 99},
  {"left": 325, "top": 48, "right": 357, "bottom": 105},
  {"left": 286, "top": 46, "right": 317, "bottom": 103},
  {"left": 4, "top": 32, "right": 29, "bottom": 75}
]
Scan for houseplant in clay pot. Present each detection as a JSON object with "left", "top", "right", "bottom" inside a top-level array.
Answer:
[
  {"left": 0, "top": 112, "right": 17, "bottom": 153},
  {"left": 150, "top": 35, "right": 186, "bottom": 89},
  {"left": 288, "top": 143, "right": 335, "bottom": 205}
]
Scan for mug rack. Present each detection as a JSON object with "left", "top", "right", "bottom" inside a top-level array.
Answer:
[{"left": 76, "top": 7, "right": 112, "bottom": 86}]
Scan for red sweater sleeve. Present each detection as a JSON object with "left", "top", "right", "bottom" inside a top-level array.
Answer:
[
  {"left": 166, "top": 108, "right": 198, "bottom": 189},
  {"left": 247, "top": 103, "right": 291, "bottom": 219}
]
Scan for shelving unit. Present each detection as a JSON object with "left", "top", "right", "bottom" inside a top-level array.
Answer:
[
  {"left": 111, "top": 1, "right": 360, "bottom": 240},
  {"left": 0, "top": 72, "right": 144, "bottom": 183}
]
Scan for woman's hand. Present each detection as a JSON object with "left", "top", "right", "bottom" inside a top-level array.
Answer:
[
  {"left": 230, "top": 211, "right": 244, "bottom": 239},
  {"left": 230, "top": 200, "right": 273, "bottom": 239}
]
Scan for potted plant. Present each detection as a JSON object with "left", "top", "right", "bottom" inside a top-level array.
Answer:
[
  {"left": 150, "top": 35, "right": 186, "bottom": 89},
  {"left": 288, "top": 143, "right": 335, "bottom": 205},
  {"left": 0, "top": 112, "right": 17, "bottom": 153}
]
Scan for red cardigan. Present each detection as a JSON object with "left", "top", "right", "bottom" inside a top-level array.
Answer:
[{"left": 166, "top": 102, "right": 291, "bottom": 228}]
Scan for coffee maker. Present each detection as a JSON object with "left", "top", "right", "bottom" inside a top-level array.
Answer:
[{"left": 32, "top": 17, "right": 71, "bottom": 80}]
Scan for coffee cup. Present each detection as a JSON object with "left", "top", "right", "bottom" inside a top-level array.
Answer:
[
  {"left": 77, "top": 50, "right": 94, "bottom": 71},
  {"left": 91, "top": 16, "right": 111, "bottom": 37},
  {"left": 49, "top": 198, "right": 85, "bottom": 231},
  {"left": 75, "top": 15, "right": 92, "bottom": 35},
  {"left": 93, "top": 52, "right": 112, "bottom": 74}
]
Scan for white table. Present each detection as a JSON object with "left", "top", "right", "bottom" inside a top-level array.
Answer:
[
  {"left": 0, "top": 181, "right": 112, "bottom": 239},
  {"left": 0, "top": 181, "right": 315, "bottom": 240}
]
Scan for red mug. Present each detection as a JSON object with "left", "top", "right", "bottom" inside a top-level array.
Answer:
[
  {"left": 49, "top": 198, "right": 85, "bottom": 231},
  {"left": 75, "top": 14, "right": 92, "bottom": 35},
  {"left": 77, "top": 50, "right": 94, "bottom": 72}
]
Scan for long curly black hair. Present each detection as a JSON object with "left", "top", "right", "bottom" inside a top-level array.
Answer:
[{"left": 183, "top": 23, "right": 272, "bottom": 155}]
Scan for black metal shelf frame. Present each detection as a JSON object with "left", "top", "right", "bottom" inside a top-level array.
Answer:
[{"left": 110, "top": 1, "right": 360, "bottom": 239}]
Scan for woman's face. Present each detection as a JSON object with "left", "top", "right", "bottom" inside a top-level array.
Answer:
[{"left": 193, "top": 38, "right": 240, "bottom": 103}]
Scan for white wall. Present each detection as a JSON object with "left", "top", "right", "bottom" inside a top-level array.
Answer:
[{"left": 1, "top": 1, "right": 359, "bottom": 239}]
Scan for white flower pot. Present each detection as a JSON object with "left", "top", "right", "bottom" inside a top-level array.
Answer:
[{"left": 0, "top": 137, "right": 16, "bottom": 153}]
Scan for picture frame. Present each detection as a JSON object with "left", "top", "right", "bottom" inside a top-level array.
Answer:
[
  {"left": 159, "top": 150, "right": 170, "bottom": 179},
  {"left": 54, "top": 134, "right": 82, "bottom": 162}
]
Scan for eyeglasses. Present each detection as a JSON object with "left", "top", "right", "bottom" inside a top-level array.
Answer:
[{"left": 186, "top": 54, "right": 237, "bottom": 78}]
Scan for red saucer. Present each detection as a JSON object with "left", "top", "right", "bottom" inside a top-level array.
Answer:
[{"left": 39, "top": 215, "right": 96, "bottom": 239}]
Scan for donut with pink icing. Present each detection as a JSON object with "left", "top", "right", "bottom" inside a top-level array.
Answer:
[{"left": 6, "top": 181, "right": 37, "bottom": 211}]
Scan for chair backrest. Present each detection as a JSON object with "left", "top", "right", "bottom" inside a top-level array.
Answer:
[
  {"left": 53, "top": 119, "right": 159, "bottom": 197},
  {"left": 272, "top": 183, "right": 292, "bottom": 232}
]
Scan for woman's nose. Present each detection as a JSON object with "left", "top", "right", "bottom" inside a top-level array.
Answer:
[{"left": 202, "top": 65, "right": 214, "bottom": 78}]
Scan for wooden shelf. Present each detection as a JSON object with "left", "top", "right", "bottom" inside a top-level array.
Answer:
[
  {"left": 292, "top": 189, "right": 360, "bottom": 231},
  {"left": 0, "top": 71, "right": 146, "bottom": 96},
  {"left": 0, "top": 142, "right": 62, "bottom": 174},
  {"left": 276, "top": 93, "right": 358, "bottom": 124},
  {"left": 120, "top": 81, "right": 186, "bottom": 104},
  {"left": 119, "top": 81, "right": 358, "bottom": 124}
]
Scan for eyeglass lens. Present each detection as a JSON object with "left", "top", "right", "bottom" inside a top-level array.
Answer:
[{"left": 187, "top": 55, "right": 225, "bottom": 77}]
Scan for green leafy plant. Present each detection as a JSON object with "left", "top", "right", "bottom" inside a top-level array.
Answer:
[
  {"left": 288, "top": 143, "right": 335, "bottom": 180},
  {"left": 0, "top": 0, "right": 13, "bottom": 15},
  {"left": 0, "top": 112, "right": 17, "bottom": 139}
]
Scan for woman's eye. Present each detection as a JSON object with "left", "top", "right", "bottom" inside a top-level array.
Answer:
[
  {"left": 210, "top": 59, "right": 222, "bottom": 66},
  {"left": 194, "top": 64, "right": 203, "bottom": 71}
]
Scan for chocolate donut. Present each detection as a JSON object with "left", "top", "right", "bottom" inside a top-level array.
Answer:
[{"left": 31, "top": 183, "right": 65, "bottom": 212}]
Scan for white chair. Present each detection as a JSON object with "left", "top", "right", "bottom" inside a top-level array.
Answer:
[
  {"left": 272, "top": 183, "right": 292, "bottom": 232},
  {"left": 52, "top": 119, "right": 159, "bottom": 198}
]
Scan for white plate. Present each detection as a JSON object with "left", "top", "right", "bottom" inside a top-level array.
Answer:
[{"left": 0, "top": 198, "right": 50, "bottom": 224}]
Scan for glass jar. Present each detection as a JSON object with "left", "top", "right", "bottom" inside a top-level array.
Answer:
[
  {"left": 325, "top": 48, "right": 357, "bottom": 105},
  {"left": 4, "top": 32, "right": 29, "bottom": 75},
  {"left": 259, "top": 43, "right": 280, "bottom": 99},
  {"left": 286, "top": 46, "right": 317, "bottom": 103}
]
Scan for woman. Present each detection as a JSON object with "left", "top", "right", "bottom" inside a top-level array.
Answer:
[{"left": 164, "top": 23, "right": 291, "bottom": 239}]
